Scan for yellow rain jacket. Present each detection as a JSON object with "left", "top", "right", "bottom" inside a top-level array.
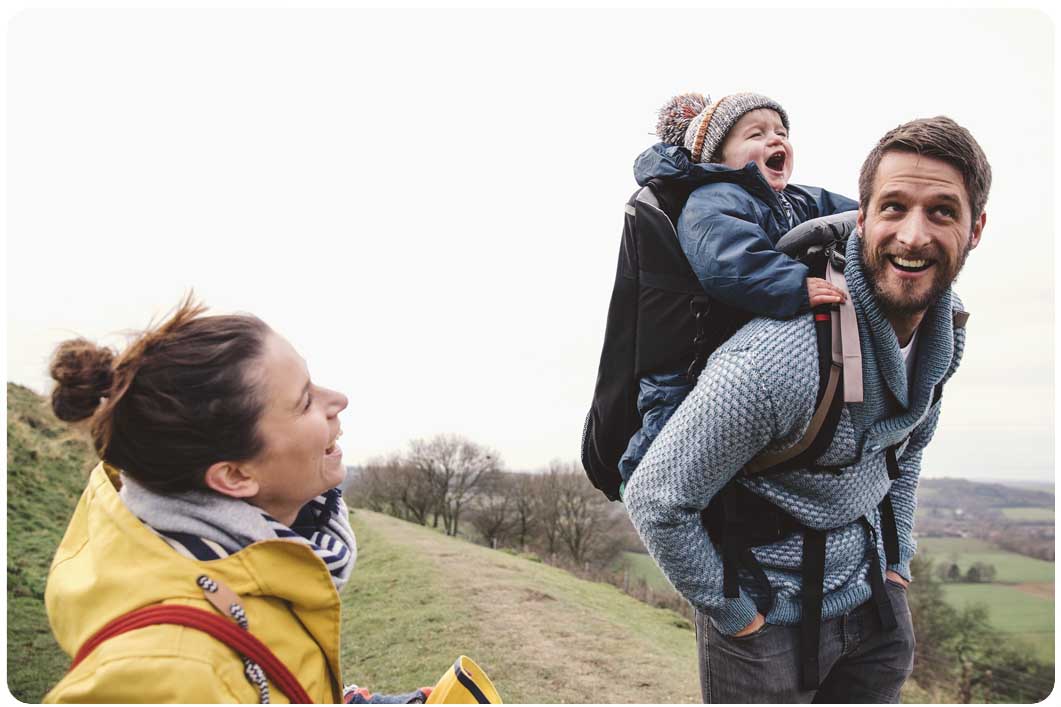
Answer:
[{"left": 44, "top": 463, "right": 344, "bottom": 703}]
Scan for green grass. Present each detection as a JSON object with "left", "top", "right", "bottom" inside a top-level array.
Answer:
[
  {"left": 6, "top": 383, "right": 96, "bottom": 702},
  {"left": 341, "top": 514, "right": 486, "bottom": 694},
  {"left": 618, "top": 551, "right": 677, "bottom": 593},
  {"left": 345, "top": 512, "right": 700, "bottom": 703},
  {"left": 918, "top": 538, "right": 1055, "bottom": 583},
  {"left": 917, "top": 537, "right": 996, "bottom": 554},
  {"left": 941, "top": 584, "right": 1054, "bottom": 662},
  {"left": 999, "top": 507, "right": 1054, "bottom": 522}
]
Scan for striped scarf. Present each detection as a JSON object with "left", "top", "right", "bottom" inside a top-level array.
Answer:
[{"left": 119, "top": 474, "right": 356, "bottom": 590}]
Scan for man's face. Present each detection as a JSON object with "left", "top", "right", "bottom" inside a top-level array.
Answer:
[{"left": 857, "top": 151, "right": 986, "bottom": 317}]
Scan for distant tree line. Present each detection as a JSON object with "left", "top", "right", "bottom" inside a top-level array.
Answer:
[
  {"left": 347, "top": 435, "right": 634, "bottom": 569},
  {"left": 934, "top": 561, "right": 998, "bottom": 584}
]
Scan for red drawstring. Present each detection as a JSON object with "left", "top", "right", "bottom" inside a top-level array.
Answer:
[{"left": 71, "top": 605, "right": 314, "bottom": 703}]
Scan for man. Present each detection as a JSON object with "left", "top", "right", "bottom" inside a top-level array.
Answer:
[{"left": 624, "top": 116, "right": 990, "bottom": 703}]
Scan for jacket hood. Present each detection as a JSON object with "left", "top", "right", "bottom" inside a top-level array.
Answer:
[
  {"left": 633, "top": 142, "right": 776, "bottom": 193},
  {"left": 45, "top": 463, "right": 344, "bottom": 678}
]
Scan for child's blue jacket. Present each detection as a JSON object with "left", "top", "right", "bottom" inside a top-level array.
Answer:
[{"left": 619, "top": 144, "right": 858, "bottom": 488}]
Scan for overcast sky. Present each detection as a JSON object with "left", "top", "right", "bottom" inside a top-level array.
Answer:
[{"left": 5, "top": 8, "right": 1054, "bottom": 483}]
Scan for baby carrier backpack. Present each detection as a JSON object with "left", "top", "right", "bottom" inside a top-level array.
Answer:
[
  {"left": 579, "top": 179, "right": 853, "bottom": 501},
  {"left": 578, "top": 180, "right": 957, "bottom": 688}
]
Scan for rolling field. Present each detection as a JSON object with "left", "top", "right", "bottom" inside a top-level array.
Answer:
[
  {"left": 941, "top": 584, "right": 1054, "bottom": 662},
  {"left": 917, "top": 537, "right": 1055, "bottom": 583},
  {"left": 1000, "top": 507, "right": 1055, "bottom": 522}
]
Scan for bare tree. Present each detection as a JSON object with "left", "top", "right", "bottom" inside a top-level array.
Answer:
[
  {"left": 351, "top": 453, "right": 437, "bottom": 525},
  {"left": 469, "top": 474, "right": 516, "bottom": 548},
  {"left": 531, "top": 462, "right": 565, "bottom": 559},
  {"left": 407, "top": 434, "right": 499, "bottom": 536},
  {"left": 511, "top": 473, "right": 538, "bottom": 551},
  {"left": 551, "top": 461, "right": 625, "bottom": 567}
]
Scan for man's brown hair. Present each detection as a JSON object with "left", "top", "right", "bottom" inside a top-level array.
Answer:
[{"left": 858, "top": 116, "right": 992, "bottom": 223}]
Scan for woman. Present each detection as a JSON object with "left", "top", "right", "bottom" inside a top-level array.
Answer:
[{"left": 43, "top": 297, "right": 426, "bottom": 704}]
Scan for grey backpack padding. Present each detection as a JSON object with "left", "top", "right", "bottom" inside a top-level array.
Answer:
[{"left": 776, "top": 210, "right": 858, "bottom": 256}]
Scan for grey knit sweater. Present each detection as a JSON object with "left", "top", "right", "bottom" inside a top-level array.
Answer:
[{"left": 624, "top": 234, "right": 966, "bottom": 635}]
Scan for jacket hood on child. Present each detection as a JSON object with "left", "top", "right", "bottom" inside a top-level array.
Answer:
[{"left": 44, "top": 463, "right": 345, "bottom": 703}]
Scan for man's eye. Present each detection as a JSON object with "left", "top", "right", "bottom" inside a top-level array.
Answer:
[
  {"left": 933, "top": 205, "right": 957, "bottom": 218},
  {"left": 881, "top": 202, "right": 904, "bottom": 213}
]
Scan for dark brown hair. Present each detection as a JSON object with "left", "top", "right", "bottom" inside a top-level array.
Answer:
[
  {"left": 49, "top": 295, "right": 272, "bottom": 493},
  {"left": 858, "top": 116, "right": 992, "bottom": 223}
]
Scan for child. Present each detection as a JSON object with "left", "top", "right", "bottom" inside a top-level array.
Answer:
[{"left": 618, "top": 92, "right": 857, "bottom": 497}]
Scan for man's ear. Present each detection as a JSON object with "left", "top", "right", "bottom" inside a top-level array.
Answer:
[
  {"left": 969, "top": 210, "right": 986, "bottom": 250},
  {"left": 856, "top": 208, "right": 866, "bottom": 235},
  {"left": 203, "top": 461, "right": 259, "bottom": 499}
]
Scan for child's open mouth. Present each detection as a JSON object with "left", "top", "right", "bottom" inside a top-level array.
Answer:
[{"left": 765, "top": 151, "right": 786, "bottom": 171}]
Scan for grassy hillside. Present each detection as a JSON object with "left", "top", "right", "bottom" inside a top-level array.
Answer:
[
  {"left": 6, "top": 382, "right": 97, "bottom": 701},
  {"left": 344, "top": 511, "right": 700, "bottom": 703}
]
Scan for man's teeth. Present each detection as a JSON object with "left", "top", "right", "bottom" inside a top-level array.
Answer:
[{"left": 889, "top": 255, "right": 931, "bottom": 272}]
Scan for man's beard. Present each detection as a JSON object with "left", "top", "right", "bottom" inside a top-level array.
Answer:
[{"left": 861, "top": 237, "right": 972, "bottom": 317}]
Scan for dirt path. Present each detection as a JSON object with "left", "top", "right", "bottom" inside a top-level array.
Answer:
[
  {"left": 1011, "top": 582, "right": 1055, "bottom": 599},
  {"left": 357, "top": 511, "right": 700, "bottom": 703}
]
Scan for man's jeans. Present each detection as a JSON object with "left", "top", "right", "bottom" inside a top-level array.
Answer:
[{"left": 695, "top": 581, "right": 914, "bottom": 703}]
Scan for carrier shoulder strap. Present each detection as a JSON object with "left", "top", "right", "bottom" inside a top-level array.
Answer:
[{"left": 70, "top": 605, "right": 313, "bottom": 703}]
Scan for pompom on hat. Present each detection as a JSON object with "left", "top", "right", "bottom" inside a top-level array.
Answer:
[{"left": 656, "top": 92, "right": 790, "bottom": 164}]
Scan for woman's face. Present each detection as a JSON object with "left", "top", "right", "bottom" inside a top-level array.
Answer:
[{"left": 241, "top": 331, "right": 348, "bottom": 523}]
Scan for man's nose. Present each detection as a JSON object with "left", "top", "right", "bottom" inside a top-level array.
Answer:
[{"left": 896, "top": 210, "right": 933, "bottom": 250}]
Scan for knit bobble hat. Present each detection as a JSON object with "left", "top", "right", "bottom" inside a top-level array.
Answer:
[{"left": 656, "top": 92, "right": 790, "bottom": 164}]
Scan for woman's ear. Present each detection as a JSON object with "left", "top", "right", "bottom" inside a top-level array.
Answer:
[{"left": 203, "top": 461, "right": 259, "bottom": 499}]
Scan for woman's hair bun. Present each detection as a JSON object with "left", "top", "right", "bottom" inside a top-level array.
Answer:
[
  {"left": 656, "top": 92, "right": 708, "bottom": 146},
  {"left": 49, "top": 338, "right": 116, "bottom": 422}
]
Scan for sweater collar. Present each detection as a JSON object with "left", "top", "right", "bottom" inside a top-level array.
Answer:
[{"left": 844, "top": 234, "right": 955, "bottom": 410}]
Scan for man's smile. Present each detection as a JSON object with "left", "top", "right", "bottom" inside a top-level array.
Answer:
[{"left": 886, "top": 254, "right": 934, "bottom": 273}]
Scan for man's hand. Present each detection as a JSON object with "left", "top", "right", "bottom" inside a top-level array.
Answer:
[
  {"left": 885, "top": 570, "right": 909, "bottom": 588},
  {"left": 807, "top": 277, "right": 846, "bottom": 308},
  {"left": 733, "top": 612, "right": 767, "bottom": 637}
]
